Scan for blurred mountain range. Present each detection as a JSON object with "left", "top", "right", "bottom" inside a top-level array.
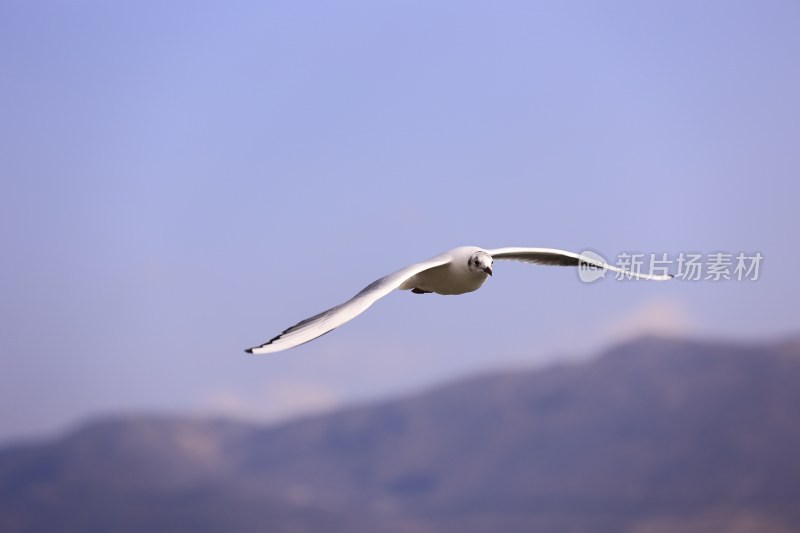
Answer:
[{"left": 2, "top": 336, "right": 800, "bottom": 533}]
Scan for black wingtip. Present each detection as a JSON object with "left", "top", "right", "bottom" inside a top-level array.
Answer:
[{"left": 244, "top": 348, "right": 254, "bottom": 354}]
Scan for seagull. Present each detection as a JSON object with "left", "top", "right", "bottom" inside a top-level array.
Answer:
[{"left": 246, "top": 246, "right": 672, "bottom": 354}]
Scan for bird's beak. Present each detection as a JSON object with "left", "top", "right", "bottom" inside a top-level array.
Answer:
[{"left": 483, "top": 266, "right": 493, "bottom": 276}]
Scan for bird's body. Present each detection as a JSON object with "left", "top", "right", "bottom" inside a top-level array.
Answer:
[
  {"left": 399, "top": 246, "right": 489, "bottom": 295},
  {"left": 246, "top": 245, "right": 672, "bottom": 355}
]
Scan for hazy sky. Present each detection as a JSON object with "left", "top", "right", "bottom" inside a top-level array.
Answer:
[{"left": 1, "top": 0, "right": 798, "bottom": 444}]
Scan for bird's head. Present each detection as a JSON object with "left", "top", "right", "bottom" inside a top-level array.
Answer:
[{"left": 469, "top": 251, "right": 493, "bottom": 276}]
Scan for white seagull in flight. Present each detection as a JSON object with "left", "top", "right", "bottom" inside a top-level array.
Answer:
[{"left": 246, "top": 246, "right": 672, "bottom": 354}]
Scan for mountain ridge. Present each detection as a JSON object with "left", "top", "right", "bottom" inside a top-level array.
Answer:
[{"left": 2, "top": 335, "right": 799, "bottom": 533}]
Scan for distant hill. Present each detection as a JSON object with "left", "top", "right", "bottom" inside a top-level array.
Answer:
[{"left": 2, "top": 336, "right": 800, "bottom": 533}]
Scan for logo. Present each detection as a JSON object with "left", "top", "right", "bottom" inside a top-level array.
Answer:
[{"left": 577, "top": 250, "right": 608, "bottom": 283}]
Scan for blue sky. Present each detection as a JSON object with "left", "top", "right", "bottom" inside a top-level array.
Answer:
[{"left": 1, "top": 0, "right": 798, "bottom": 443}]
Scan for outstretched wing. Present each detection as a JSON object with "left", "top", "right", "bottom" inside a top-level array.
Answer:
[
  {"left": 246, "top": 254, "right": 453, "bottom": 354},
  {"left": 488, "top": 247, "right": 673, "bottom": 281}
]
